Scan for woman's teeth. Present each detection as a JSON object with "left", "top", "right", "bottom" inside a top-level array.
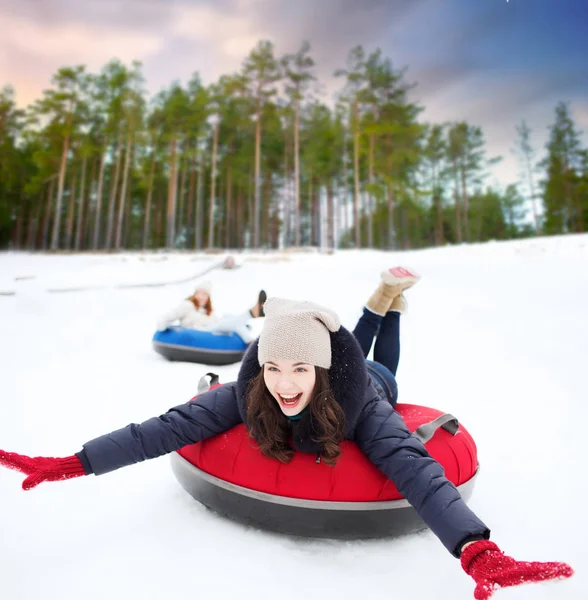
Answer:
[{"left": 279, "top": 393, "right": 301, "bottom": 405}]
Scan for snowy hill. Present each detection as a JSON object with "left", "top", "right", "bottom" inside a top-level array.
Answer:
[{"left": 1, "top": 234, "right": 586, "bottom": 600}]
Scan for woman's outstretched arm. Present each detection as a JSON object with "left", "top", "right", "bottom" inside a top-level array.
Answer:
[
  {"left": 354, "top": 397, "right": 490, "bottom": 556},
  {"left": 0, "top": 383, "right": 242, "bottom": 487},
  {"left": 355, "top": 399, "right": 573, "bottom": 598}
]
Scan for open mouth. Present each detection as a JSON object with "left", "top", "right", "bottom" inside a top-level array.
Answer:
[{"left": 277, "top": 393, "right": 302, "bottom": 409}]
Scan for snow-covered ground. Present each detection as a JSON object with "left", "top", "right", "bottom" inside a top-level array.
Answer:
[{"left": 1, "top": 235, "right": 587, "bottom": 600}]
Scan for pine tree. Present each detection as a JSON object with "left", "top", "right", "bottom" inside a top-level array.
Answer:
[
  {"left": 424, "top": 124, "right": 448, "bottom": 245},
  {"left": 282, "top": 41, "right": 316, "bottom": 247},
  {"left": 514, "top": 121, "right": 541, "bottom": 234},
  {"left": 242, "top": 41, "right": 281, "bottom": 248},
  {"left": 542, "top": 102, "right": 585, "bottom": 234},
  {"left": 0, "top": 86, "right": 25, "bottom": 245},
  {"left": 335, "top": 46, "right": 367, "bottom": 247},
  {"left": 28, "top": 66, "right": 89, "bottom": 249}
]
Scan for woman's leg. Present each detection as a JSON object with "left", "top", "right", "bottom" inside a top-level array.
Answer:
[
  {"left": 373, "top": 310, "right": 401, "bottom": 376},
  {"left": 354, "top": 267, "right": 419, "bottom": 362},
  {"left": 352, "top": 308, "right": 383, "bottom": 358},
  {"left": 208, "top": 289, "right": 266, "bottom": 343},
  {"left": 371, "top": 267, "right": 420, "bottom": 375},
  {"left": 209, "top": 311, "right": 255, "bottom": 343},
  {"left": 352, "top": 272, "right": 402, "bottom": 358}
]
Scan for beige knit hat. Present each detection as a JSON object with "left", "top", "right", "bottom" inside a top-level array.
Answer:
[
  {"left": 257, "top": 297, "right": 341, "bottom": 369},
  {"left": 194, "top": 280, "right": 212, "bottom": 296}
]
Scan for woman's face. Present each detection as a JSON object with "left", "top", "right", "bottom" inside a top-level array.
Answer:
[
  {"left": 263, "top": 360, "right": 316, "bottom": 417},
  {"left": 193, "top": 289, "right": 210, "bottom": 307}
]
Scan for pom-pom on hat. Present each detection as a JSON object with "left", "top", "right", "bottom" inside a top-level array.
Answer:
[{"left": 257, "top": 297, "right": 341, "bottom": 369}]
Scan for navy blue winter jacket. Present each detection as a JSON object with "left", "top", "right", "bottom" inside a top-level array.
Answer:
[{"left": 78, "top": 326, "right": 490, "bottom": 556}]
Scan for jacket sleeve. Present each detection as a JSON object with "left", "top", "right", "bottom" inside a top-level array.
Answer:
[
  {"left": 79, "top": 383, "right": 242, "bottom": 476},
  {"left": 354, "top": 398, "right": 490, "bottom": 557},
  {"left": 156, "top": 300, "right": 193, "bottom": 330}
]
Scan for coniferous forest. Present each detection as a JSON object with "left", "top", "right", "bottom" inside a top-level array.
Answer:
[{"left": 0, "top": 41, "right": 586, "bottom": 252}]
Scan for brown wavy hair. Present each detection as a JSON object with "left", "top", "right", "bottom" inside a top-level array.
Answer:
[
  {"left": 246, "top": 367, "right": 345, "bottom": 465},
  {"left": 187, "top": 293, "right": 213, "bottom": 316}
]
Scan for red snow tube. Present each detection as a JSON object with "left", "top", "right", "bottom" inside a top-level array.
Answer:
[{"left": 171, "top": 402, "right": 480, "bottom": 538}]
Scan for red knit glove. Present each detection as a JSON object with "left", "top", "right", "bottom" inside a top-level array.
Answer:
[
  {"left": 0, "top": 449, "right": 86, "bottom": 490},
  {"left": 461, "top": 540, "right": 574, "bottom": 600}
]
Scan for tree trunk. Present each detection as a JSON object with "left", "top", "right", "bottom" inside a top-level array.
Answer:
[
  {"left": 176, "top": 140, "right": 188, "bottom": 245},
  {"left": 166, "top": 136, "right": 179, "bottom": 249},
  {"left": 105, "top": 132, "right": 123, "bottom": 249},
  {"left": 261, "top": 171, "right": 272, "bottom": 248},
  {"left": 294, "top": 99, "right": 301, "bottom": 247},
  {"left": 367, "top": 132, "right": 375, "bottom": 248},
  {"left": 326, "top": 179, "right": 335, "bottom": 251},
  {"left": 65, "top": 170, "right": 77, "bottom": 250},
  {"left": 353, "top": 100, "right": 361, "bottom": 248},
  {"left": 253, "top": 100, "right": 262, "bottom": 248},
  {"left": 195, "top": 144, "right": 204, "bottom": 250},
  {"left": 311, "top": 176, "right": 321, "bottom": 247},
  {"left": 236, "top": 189, "right": 243, "bottom": 249},
  {"left": 225, "top": 162, "right": 232, "bottom": 248},
  {"left": 81, "top": 157, "right": 97, "bottom": 250},
  {"left": 123, "top": 178, "right": 132, "bottom": 248},
  {"left": 562, "top": 159, "right": 572, "bottom": 233},
  {"left": 186, "top": 141, "right": 196, "bottom": 245},
  {"left": 92, "top": 139, "right": 108, "bottom": 250},
  {"left": 271, "top": 204, "right": 280, "bottom": 249},
  {"left": 115, "top": 131, "right": 134, "bottom": 250},
  {"left": 216, "top": 172, "right": 225, "bottom": 246},
  {"left": 283, "top": 125, "right": 290, "bottom": 247},
  {"left": 432, "top": 163, "right": 444, "bottom": 246},
  {"left": 460, "top": 165, "right": 470, "bottom": 242},
  {"left": 413, "top": 188, "right": 422, "bottom": 248},
  {"left": 50, "top": 124, "right": 72, "bottom": 250},
  {"left": 524, "top": 153, "right": 541, "bottom": 234},
  {"left": 41, "top": 176, "right": 56, "bottom": 250},
  {"left": 142, "top": 149, "right": 157, "bottom": 249},
  {"left": 13, "top": 213, "right": 22, "bottom": 250},
  {"left": 248, "top": 171, "right": 254, "bottom": 248},
  {"left": 574, "top": 180, "right": 584, "bottom": 233},
  {"left": 434, "top": 188, "right": 444, "bottom": 246},
  {"left": 154, "top": 195, "right": 163, "bottom": 245},
  {"left": 26, "top": 204, "right": 39, "bottom": 250},
  {"left": 74, "top": 155, "right": 88, "bottom": 251},
  {"left": 401, "top": 205, "right": 409, "bottom": 249},
  {"left": 308, "top": 173, "right": 313, "bottom": 246},
  {"left": 341, "top": 133, "right": 349, "bottom": 247},
  {"left": 452, "top": 160, "right": 462, "bottom": 243},
  {"left": 35, "top": 189, "right": 47, "bottom": 249},
  {"left": 387, "top": 183, "right": 396, "bottom": 250},
  {"left": 208, "top": 122, "right": 219, "bottom": 249}
]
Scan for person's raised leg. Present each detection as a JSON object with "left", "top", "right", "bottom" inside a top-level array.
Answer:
[
  {"left": 373, "top": 267, "right": 420, "bottom": 375},
  {"left": 353, "top": 309, "right": 383, "bottom": 358},
  {"left": 211, "top": 306, "right": 266, "bottom": 343},
  {"left": 249, "top": 290, "right": 267, "bottom": 318},
  {"left": 353, "top": 274, "right": 403, "bottom": 358},
  {"left": 209, "top": 290, "right": 267, "bottom": 343},
  {"left": 374, "top": 311, "right": 401, "bottom": 375}
]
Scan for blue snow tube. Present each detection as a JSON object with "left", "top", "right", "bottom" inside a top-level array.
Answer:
[{"left": 152, "top": 327, "right": 249, "bottom": 365}]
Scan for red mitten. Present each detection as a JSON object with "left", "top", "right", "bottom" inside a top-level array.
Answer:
[
  {"left": 0, "top": 449, "right": 86, "bottom": 490},
  {"left": 461, "top": 540, "right": 574, "bottom": 600}
]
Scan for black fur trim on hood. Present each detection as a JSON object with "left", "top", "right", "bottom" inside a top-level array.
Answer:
[{"left": 235, "top": 326, "right": 369, "bottom": 453}]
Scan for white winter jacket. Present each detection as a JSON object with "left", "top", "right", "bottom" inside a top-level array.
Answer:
[{"left": 157, "top": 300, "right": 219, "bottom": 331}]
